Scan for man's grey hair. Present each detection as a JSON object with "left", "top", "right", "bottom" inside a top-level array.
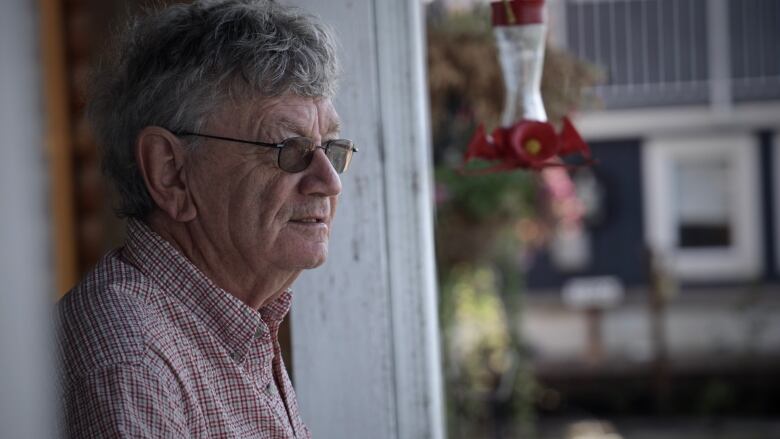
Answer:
[{"left": 89, "top": 0, "right": 340, "bottom": 219}]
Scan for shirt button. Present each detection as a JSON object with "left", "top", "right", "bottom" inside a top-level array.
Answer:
[
  {"left": 267, "top": 381, "right": 280, "bottom": 397},
  {"left": 254, "top": 326, "right": 265, "bottom": 339},
  {"left": 231, "top": 351, "right": 243, "bottom": 362}
]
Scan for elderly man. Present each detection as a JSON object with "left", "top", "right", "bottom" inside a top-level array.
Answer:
[{"left": 57, "top": 1, "right": 356, "bottom": 437}]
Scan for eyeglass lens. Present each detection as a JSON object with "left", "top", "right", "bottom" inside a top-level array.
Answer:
[{"left": 279, "top": 137, "right": 354, "bottom": 174}]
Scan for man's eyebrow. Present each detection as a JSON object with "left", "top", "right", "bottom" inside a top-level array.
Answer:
[
  {"left": 273, "top": 116, "right": 342, "bottom": 137},
  {"left": 325, "top": 120, "right": 342, "bottom": 136},
  {"left": 274, "top": 117, "right": 305, "bottom": 136}
]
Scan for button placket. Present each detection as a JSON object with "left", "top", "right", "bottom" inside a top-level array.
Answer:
[
  {"left": 262, "top": 378, "right": 293, "bottom": 434},
  {"left": 254, "top": 325, "right": 266, "bottom": 340}
]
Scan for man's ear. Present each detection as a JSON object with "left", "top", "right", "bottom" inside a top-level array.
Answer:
[{"left": 135, "top": 126, "right": 197, "bottom": 222}]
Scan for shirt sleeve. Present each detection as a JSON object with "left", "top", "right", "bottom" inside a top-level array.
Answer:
[{"left": 63, "top": 363, "right": 189, "bottom": 438}]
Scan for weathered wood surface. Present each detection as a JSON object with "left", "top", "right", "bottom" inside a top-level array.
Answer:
[
  {"left": 286, "top": 1, "right": 445, "bottom": 438},
  {"left": 40, "top": 0, "right": 78, "bottom": 295}
]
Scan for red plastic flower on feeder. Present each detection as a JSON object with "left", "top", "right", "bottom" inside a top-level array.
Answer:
[
  {"left": 558, "top": 116, "right": 591, "bottom": 158},
  {"left": 465, "top": 124, "right": 498, "bottom": 161},
  {"left": 463, "top": 118, "right": 592, "bottom": 172},
  {"left": 508, "top": 119, "right": 559, "bottom": 165}
]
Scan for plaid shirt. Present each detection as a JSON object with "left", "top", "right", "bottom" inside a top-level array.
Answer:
[{"left": 57, "top": 219, "right": 310, "bottom": 438}]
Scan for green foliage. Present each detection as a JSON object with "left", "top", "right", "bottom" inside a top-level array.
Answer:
[
  {"left": 434, "top": 167, "right": 537, "bottom": 273},
  {"left": 436, "top": 165, "right": 536, "bottom": 223}
]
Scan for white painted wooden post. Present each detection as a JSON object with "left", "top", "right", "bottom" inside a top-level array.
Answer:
[
  {"left": 286, "top": 1, "right": 445, "bottom": 438},
  {"left": 0, "top": 1, "right": 56, "bottom": 438}
]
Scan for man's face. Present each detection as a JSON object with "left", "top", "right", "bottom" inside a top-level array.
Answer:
[{"left": 184, "top": 94, "right": 343, "bottom": 276}]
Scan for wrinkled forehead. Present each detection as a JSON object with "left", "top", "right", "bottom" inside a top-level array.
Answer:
[
  {"left": 265, "top": 98, "right": 342, "bottom": 136},
  {"left": 212, "top": 94, "right": 341, "bottom": 138}
]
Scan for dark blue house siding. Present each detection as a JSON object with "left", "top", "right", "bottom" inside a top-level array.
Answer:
[
  {"left": 526, "top": 139, "right": 648, "bottom": 289},
  {"left": 759, "top": 131, "right": 778, "bottom": 281},
  {"left": 730, "top": 0, "right": 780, "bottom": 102}
]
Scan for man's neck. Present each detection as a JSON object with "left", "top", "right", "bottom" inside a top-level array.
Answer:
[{"left": 144, "top": 212, "right": 299, "bottom": 310}]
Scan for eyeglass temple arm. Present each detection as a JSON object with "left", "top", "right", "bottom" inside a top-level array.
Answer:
[
  {"left": 176, "top": 130, "right": 358, "bottom": 152},
  {"left": 174, "top": 131, "right": 281, "bottom": 149}
]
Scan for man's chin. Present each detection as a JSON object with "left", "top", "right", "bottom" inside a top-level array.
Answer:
[
  {"left": 302, "top": 249, "right": 328, "bottom": 269},
  {"left": 305, "top": 257, "right": 327, "bottom": 269},
  {"left": 281, "top": 247, "right": 329, "bottom": 270}
]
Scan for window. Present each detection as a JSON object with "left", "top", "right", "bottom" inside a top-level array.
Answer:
[
  {"left": 674, "top": 159, "right": 732, "bottom": 248},
  {"left": 642, "top": 133, "right": 763, "bottom": 281}
]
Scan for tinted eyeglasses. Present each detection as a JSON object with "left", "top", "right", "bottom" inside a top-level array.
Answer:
[{"left": 174, "top": 131, "right": 358, "bottom": 174}]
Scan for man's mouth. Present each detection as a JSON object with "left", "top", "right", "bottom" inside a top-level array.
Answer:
[{"left": 289, "top": 215, "right": 327, "bottom": 224}]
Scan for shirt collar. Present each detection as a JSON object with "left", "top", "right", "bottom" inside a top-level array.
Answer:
[{"left": 121, "top": 218, "right": 292, "bottom": 361}]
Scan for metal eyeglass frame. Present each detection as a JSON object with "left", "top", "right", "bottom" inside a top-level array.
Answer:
[{"left": 174, "top": 131, "right": 358, "bottom": 174}]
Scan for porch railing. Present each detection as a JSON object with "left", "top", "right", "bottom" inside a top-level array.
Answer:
[{"left": 562, "top": 0, "right": 780, "bottom": 109}]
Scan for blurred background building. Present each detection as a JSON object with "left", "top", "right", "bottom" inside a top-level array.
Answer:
[
  {"left": 428, "top": 0, "right": 780, "bottom": 438},
  {"left": 526, "top": 0, "right": 780, "bottom": 414}
]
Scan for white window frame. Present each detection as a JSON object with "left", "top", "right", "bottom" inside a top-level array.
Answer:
[{"left": 642, "top": 133, "right": 763, "bottom": 281}]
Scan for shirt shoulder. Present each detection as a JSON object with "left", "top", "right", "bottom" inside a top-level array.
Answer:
[
  {"left": 56, "top": 249, "right": 164, "bottom": 387},
  {"left": 63, "top": 361, "right": 190, "bottom": 438}
]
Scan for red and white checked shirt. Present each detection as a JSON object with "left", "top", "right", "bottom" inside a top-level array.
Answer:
[{"left": 57, "top": 219, "right": 311, "bottom": 438}]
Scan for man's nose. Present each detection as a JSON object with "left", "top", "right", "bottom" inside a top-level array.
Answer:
[{"left": 300, "top": 149, "right": 342, "bottom": 197}]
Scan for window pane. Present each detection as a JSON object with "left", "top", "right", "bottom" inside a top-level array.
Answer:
[{"left": 674, "top": 159, "right": 732, "bottom": 248}]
